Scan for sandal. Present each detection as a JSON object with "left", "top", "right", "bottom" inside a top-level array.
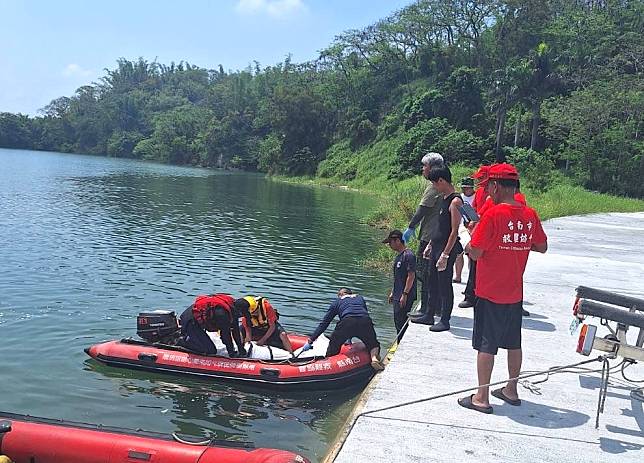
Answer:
[
  {"left": 491, "top": 388, "right": 521, "bottom": 406},
  {"left": 457, "top": 394, "right": 493, "bottom": 414}
]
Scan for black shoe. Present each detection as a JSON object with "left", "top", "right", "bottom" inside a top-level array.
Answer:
[
  {"left": 408, "top": 311, "right": 427, "bottom": 319},
  {"left": 228, "top": 351, "right": 239, "bottom": 358},
  {"left": 458, "top": 299, "right": 475, "bottom": 308},
  {"left": 411, "top": 314, "right": 435, "bottom": 325},
  {"left": 429, "top": 321, "right": 450, "bottom": 332},
  {"left": 522, "top": 309, "right": 530, "bottom": 317},
  {"left": 238, "top": 347, "right": 248, "bottom": 357}
]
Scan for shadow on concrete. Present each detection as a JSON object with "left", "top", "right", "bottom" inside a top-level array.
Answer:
[
  {"left": 447, "top": 315, "right": 473, "bottom": 341},
  {"left": 521, "top": 318, "right": 556, "bottom": 332},
  {"left": 523, "top": 311, "right": 549, "bottom": 320},
  {"left": 599, "top": 436, "right": 644, "bottom": 454},
  {"left": 493, "top": 400, "right": 590, "bottom": 429}
]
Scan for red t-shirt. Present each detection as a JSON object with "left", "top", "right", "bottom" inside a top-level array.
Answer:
[
  {"left": 478, "top": 193, "right": 527, "bottom": 218},
  {"left": 472, "top": 187, "right": 488, "bottom": 213},
  {"left": 470, "top": 203, "right": 547, "bottom": 304}
]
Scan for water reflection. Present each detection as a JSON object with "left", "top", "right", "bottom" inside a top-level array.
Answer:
[
  {"left": 84, "top": 359, "right": 362, "bottom": 454},
  {"left": 0, "top": 148, "right": 393, "bottom": 463}
]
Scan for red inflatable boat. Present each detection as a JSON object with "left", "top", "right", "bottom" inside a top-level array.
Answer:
[
  {"left": 0, "top": 411, "right": 308, "bottom": 463},
  {"left": 85, "top": 334, "right": 374, "bottom": 390}
]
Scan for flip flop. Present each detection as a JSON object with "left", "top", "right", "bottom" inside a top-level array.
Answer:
[
  {"left": 491, "top": 388, "right": 521, "bottom": 406},
  {"left": 457, "top": 395, "right": 493, "bottom": 414}
]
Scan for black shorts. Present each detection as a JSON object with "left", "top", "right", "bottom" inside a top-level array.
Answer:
[
  {"left": 472, "top": 298, "right": 522, "bottom": 355},
  {"left": 326, "top": 316, "right": 380, "bottom": 357}
]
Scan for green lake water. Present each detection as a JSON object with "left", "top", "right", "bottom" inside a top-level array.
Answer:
[{"left": 0, "top": 148, "right": 396, "bottom": 462}]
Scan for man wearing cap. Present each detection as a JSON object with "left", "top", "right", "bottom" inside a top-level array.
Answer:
[
  {"left": 384, "top": 230, "right": 417, "bottom": 341},
  {"left": 458, "top": 163, "right": 547, "bottom": 414},
  {"left": 402, "top": 152, "right": 444, "bottom": 325},
  {"left": 459, "top": 165, "right": 491, "bottom": 308}
]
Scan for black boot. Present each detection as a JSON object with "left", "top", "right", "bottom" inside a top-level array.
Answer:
[
  {"left": 411, "top": 314, "right": 435, "bottom": 325},
  {"left": 430, "top": 307, "right": 452, "bottom": 332},
  {"left": 429, "top": 320, "right": 450, "bottom": 332}
]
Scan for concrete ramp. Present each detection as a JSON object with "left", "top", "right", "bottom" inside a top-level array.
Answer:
[{"left": 330, "top": 212, "right": 644, "bottom": 463}]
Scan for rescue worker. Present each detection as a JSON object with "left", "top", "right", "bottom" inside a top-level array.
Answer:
[
  {"left": 178, "top": 293, "right": 246, "bottom": 357},
  {"left": 458, "top": 163, "right": 547, "bottom": 414},
  {"left": 303, "top": 288, "right": 384, "bottom": 370},
  {"left": 233, "top": 296, "right": 293, "bottom": 353}
]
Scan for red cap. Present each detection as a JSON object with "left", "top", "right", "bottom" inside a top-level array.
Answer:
[
  {"left": 472, "top": 165, "right": 490, "bottom": 179},
  {"left": 488, "top": 163, "right": 519, "bottom": 180}
]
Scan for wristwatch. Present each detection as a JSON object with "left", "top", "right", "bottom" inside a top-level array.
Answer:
[{"left": 403, "top": 291, "right": 409, "bottom": 296}]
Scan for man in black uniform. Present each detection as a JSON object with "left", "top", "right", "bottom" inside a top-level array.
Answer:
[
  {"left": 305, "top": 288, "right": 383, "bottom": 370},
  {"left": 384, "top": 229, "right": 417, "bottom": 341}
]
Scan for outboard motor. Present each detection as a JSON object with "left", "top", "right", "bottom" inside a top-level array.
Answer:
[{"left": 137, "top": 310, "right": 180, "bottom": 344}]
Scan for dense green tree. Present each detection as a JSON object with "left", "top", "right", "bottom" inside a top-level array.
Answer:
[{"left": 1, "top": 0, "right": 642, "bottom": 197}]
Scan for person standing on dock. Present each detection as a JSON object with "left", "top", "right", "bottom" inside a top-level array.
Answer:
[
  {"left": 458, "top": 163, "right": 547, "bottom": 414},
  {"left": 422, "top": 166, "right": 464, "bottom": 332},
  {"left": 402, "top": 152, "right": 444, "bottom": 325},
  {"left": 459, "top": 165, "right": 491, "bottom": 309},
  {"left": 383, "top": 229, "right": 417, "bottom": 341}
]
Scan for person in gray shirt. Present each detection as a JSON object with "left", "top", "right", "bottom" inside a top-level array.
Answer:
[{"left": 402, "top": 152, "right": 444, "bottom": 325}]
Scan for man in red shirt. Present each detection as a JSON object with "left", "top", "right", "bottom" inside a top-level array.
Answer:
[{"left": 458, "top": 163, "right": 547, "bottom": 414}]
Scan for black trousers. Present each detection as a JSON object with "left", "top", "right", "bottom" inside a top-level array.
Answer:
[
  {"left": 393, "top": 296, "right": 415, "bottom": 342},
  {"left": 326, "top": 316, "right": 380, "bottom": 357},
  {"left": 417, "top": 240, "right": 439, "bottom": 315},
  {"left": 180, "top": 306, "right": 244, "bottom": 356},
  {"left": 179, "top": 308, "right": 217, "bottom": 355},
  {"left": 430, "top": 242, "right": 462, "bottom": 324},
  {"left": 464, "top": 258, "right": 477, "bottom": 302}
]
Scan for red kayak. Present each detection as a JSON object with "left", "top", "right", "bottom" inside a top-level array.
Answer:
[
  {"left": 0, "top": 411, "right": 308, "bottom": 463},
  {"left": 85, "top": 334, "right": 374, "bottom": 390}
]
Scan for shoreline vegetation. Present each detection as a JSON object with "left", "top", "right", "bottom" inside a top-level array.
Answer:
[
  {"left": 271, "top": 158, "right": 644, "bottom": 271},
  {"left": 1, "top": 1, "right": 642, "bottom": 204}
]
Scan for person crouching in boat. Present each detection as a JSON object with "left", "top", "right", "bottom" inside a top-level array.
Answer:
[
  {"left": 304, "top": 288, "right": 384, "bottom": 370},
  {"left": 234, "top": 296, "right": 294, "bottom": 353},
  {"left": 179, "top": 294, "right": 247, "bottom": 357}
]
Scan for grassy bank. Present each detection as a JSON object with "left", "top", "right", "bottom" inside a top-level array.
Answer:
[{"left": 274, "top": 135, "right": 644, "bottom": 271}]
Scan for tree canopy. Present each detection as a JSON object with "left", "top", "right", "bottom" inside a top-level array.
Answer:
[{"left": 1, "top": 0, "right": 642, "bottom": 197}]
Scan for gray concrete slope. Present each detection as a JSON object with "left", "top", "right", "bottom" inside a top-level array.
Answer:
[{"left": 332, "top": 212, "right": 644, "bottom": 463}]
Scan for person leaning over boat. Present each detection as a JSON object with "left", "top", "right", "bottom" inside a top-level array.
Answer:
[
  {"left": 178, "top": 293, "right": 247, "bottom": 357},
  {"left": 303, "top": 288, "right": 384, "bottom": 370},
  {"left": 233, "top": 296, "right": 293, "bottom": 353},
  {"left": 457, "top": 163, "right": 547, "bottom": 414}
]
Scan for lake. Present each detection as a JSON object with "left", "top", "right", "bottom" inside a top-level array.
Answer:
[{"left": 0, "top": 148, "right": 396, "bottom": 462}]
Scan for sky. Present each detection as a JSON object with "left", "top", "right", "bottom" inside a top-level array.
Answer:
[{"left": 0, "top": 0, "right": 413, "bottom": 115}]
